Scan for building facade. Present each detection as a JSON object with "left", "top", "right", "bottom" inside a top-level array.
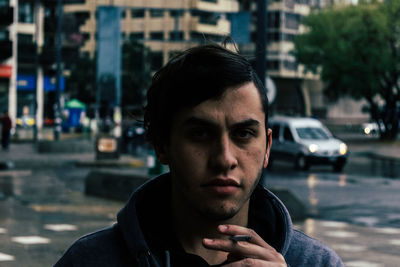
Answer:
[{"left": 64, "top": 0, "right": 239, "bottom": 71}]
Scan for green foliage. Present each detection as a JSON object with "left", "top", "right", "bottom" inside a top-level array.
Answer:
[
  {"left": 66, "top": 54, "right": 96, "bottom": 104},
  {"left": 66, "top": 41, "right": 152, "bottom": 116},
  {"left": 293, "top": 0, "right": 400, "bottom": 139},
  {"left": 121, "top": 41, "right": 152, "bottom": 114}
]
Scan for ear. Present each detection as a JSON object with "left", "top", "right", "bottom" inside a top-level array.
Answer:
[
  {"left": 153, "top": 143, "right": 169, "bottom": 165},
  {"left": 263, "top": 128, "right": 272, "bottom": 168}
]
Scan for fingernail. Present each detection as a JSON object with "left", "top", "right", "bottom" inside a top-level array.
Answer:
[
  {"left": 203, "top": 238, "right": 214, "bottom": 244},
  {"left": 219, "top": 225, "right": 228, "bottom": 231}
]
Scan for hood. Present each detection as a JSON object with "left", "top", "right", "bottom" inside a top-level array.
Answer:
[
  {"left": 117, "top": 175, "right": 171, "bottom": 266},
  {"left": 256, "top": 182, "right": 294, "bottom": 256},
  {"left": 299, "top": 138, "right": 343, "bottom": 150},
  {"left": 116, "top": 173, "right": 295, "bottom": 264}
]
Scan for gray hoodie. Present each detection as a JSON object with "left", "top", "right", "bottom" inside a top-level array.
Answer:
[{"left": 55, "top": 173, "right": 344, "bottom": 266}]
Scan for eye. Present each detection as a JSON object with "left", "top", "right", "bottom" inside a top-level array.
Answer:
[
  {"left": 187, "top": 128, "right": 210, "bottom": 141},
  {"left": 232, "top": 129, "right": 255, "bottom": 141}
]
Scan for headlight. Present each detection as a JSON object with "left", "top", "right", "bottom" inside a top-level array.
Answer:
[
  {"left": 339, "top": 143, "right": 347, "bottom": 155},
  {"left": 364, "top": 127, "right": 371, "bottom": 135},
  {"left": 308, "top": 144, "right": 319, "bottom": 153}
]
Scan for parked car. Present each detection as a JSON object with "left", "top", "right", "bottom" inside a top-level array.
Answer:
[
  {"left": 268, "top": 116, "right": 348, "bottom": 172},
  {"left": 121, "top": 121, "right": 147, "bottom": 155},
  {"left": 361, "top": 122, "right": 382, "bottom": 135}
]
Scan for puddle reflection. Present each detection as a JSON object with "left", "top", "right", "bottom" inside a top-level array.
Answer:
[{"left": 307, "top": 174, "right": 319, "bottom": 207}]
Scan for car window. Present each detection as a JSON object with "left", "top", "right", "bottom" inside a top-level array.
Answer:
[
  {"left": 296, "top": 127, "right": 329, "bottom": 140},
  {"left": 283, "top": 126, "right": 294, "bottom": 142},
  {"left": 271, "top": 124, "right": 280, "bottom": 140}
]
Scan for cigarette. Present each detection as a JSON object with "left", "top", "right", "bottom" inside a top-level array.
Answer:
[{"left": 229, "top": 235, "right": 252, "bottom": 242}]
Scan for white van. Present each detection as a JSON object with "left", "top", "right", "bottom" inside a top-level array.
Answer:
[{"left": 268, "top": 116, "right": 348, "bottom": 172}]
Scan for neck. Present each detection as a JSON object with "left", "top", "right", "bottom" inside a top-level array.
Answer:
[{"left": 172, "top": 193, "right": 249, "bottom": 265}]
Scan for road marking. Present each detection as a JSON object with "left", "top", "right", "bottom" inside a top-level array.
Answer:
[
  {"left": 332, "top": 244, "right": 366, "bottom": 252},
  {"left": 352, "top": 216, "right": 379, "bottom": 227},
  {"left": 11, "top": 236, "right": 51, "bottom": 245},
  {"left": 345, "top": 261, "right": 383, "bottom": 267},
  {"left": 324, "top": 230, "right": 358, "bottom": 238},
  {"left": 0, "top": 252, "right": 15, "bottom": 261},
  {"left": 320, "top": 221, "right": 348, "bottom": 228},
  {"left": 44, "top": 224, "right": 77, "bottom": 232},
  {"left": 0, "top": 170, "right": 32, "bottom": 176},
  {"left": 389, "top": 239, "right": 400, "bottom": 246},
  {"left": 374, "top": 227, "right": 400, "bottom": 235},
  {"left": 0, "top": 228, "right": 7, "bottom": 234}
]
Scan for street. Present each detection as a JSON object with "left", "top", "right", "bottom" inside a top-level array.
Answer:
[{"left": 0, "top": 142, "right": 399, "bottom": 266}]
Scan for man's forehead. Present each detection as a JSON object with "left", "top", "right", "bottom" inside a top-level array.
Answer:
[{"left": 174, "top": 86, "right": 265, "bottom": 127}]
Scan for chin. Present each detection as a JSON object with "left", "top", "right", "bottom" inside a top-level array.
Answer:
[{"left": 200, "top": 206, "right": 239, "bottom": 221}]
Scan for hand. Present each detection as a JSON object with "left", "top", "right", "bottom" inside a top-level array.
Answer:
[{"left": 202, "top": 224, "right": 287, "bottom": 266}]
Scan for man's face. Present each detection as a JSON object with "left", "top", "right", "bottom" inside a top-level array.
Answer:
[{"left": 157, "top": 82, "right": 272, "bottom": 221}]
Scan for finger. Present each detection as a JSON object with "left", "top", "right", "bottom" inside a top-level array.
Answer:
[
  {"left": 223, "top": 257, "right": 286, "bottom": 267},
  {"left": 203, "top": 237, "right": 281, "bottom": 261},
  {"left": 218, "top": 225, "right": 274, "bottom": 250}
]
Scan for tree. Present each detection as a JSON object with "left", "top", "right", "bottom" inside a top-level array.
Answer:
[
  {"left": 293, "top": 0, "right": 400, "bottom": 140},
  {"left": 66, "top": 54, "right": 96, "bottom": 105},
  {"left": 66, "top": 41, "right": 152, "bottom": 117},
  {"left": 121, "top": 41, "right": 152, "bottom": 116}
]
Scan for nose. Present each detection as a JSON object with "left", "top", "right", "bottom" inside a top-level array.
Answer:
[{"left": 209, "top": 134, "right": 238, "bottom": 172}]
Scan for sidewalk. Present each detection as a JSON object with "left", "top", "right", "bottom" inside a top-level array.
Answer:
[{"left": 0, "top": 137, "right": 400, "bottom": 266}]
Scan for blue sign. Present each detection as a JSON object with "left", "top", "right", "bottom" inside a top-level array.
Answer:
[
  {"left": 17, "top": 75, "right": 65, "bottom": 92},
  {"left": 230, "top": 12, "right": 251, "bottom": 44},
  {"left": 97, "top": 6, "right": 121, "bottom": 106}
]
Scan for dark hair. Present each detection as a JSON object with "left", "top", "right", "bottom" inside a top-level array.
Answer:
[{"left": 144, "top": 43, "right": 268, "bottom": 146}]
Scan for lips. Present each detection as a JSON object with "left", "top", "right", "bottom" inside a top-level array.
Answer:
[
  {"left": 203, "top": 178, "right": 240, "bottom": 195},
  {"left": 204, "top": 178, "right": 240, "bottom": 187}
]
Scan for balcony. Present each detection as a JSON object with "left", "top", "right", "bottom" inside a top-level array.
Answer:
[
  {"left": 192, "top": 0, "right": 239, "bottom": 13},
  {"left": 0, "top": 6, "right": 13, "bottom": 26},
  {"left": 0, "top": 39, "right": 12, "bottom": 61},
  {"left": 190, "top": 16, "right": 231, "bottom": 35}
]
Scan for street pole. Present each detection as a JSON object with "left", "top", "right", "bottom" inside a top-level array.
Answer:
[
  {"left": 33, "top": 0, "right": 44, "bottom": 142},
  {"left": 256, "top": 0, "right": 267, "bottom": 87},
  {"left": 54, "top": 0, "right": 63, "bottom": 140},
  {"left": 8, "top": 0, "right": 18, "bottom": 133}
]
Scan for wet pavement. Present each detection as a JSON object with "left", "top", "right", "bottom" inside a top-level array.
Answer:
[{"left": 0, "top": 136, "right": 399, "bottom": 266}]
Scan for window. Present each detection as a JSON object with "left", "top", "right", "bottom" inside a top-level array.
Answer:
[
  {"left": 169, "top": 31, "right": 184, "bottom": 41},
  {"left": 267, "top": 60, "right": 280, "bottom": 71},
  {"left": 285, "top": 13, "right": 300, "bottom": 30},
  {"left": 150, "top": 9, "right": 164, "bottom": 18},
  {"left": 131, "top": 9, "right": 145, "bottom": 18},
  {"left": 150, "top": 32, "right": 164, "bottom": 41},
  {"left": 191, "top": 10, "right": 218, "bottom": 25},
  {"left": 283, "top": 126, "right": 294, "bottom": 142},
  {"left": 0, "top": 0, "right": 10, "bottom": 8},
  {"left": 283, "top": 60, "right": 298, "bottom": 71},
  {"left": 130, "top": 32, "right": 144, "bottom": 42},
  {"left": 19, "top": 0, "right": 34, "bottom": 23},
  {"left": 296, "top": 127, "right": 329, "bottom": 140},
  {"left": 170, "top": 10, "right": 184, "bottom": 17},
  {"left": 121, "top": 10, "right": 126, "bottom": 19},
  {"left": 268, "top": 11, "right": 280, "bottom": 29},
  {"left": 0, "top": 30, "right": 9, "bottom": 41},
  {"left": 18, "top": 34, "right": 33, "bottom": 44},
  {"left": 268, "top": 32, "right": 280, "bottom": 42},
  {"left": 150, "top": 52, "right": 163, "bottom": 71}
]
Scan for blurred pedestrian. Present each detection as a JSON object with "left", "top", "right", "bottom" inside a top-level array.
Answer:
[
  {"left": 55, "top": 43, "right": 344, "bottom": 266},
  {"left": 0, "top": 110, "right": 12, "bottom": 150}
]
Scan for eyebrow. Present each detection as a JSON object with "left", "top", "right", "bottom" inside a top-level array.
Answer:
[{"left": 182, "top": 117, "right": 261, "bottom": 128}]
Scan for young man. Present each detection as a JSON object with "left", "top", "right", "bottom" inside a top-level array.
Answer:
[{"left": 55, "top": 44, "right": 344, "bottom": 266}]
